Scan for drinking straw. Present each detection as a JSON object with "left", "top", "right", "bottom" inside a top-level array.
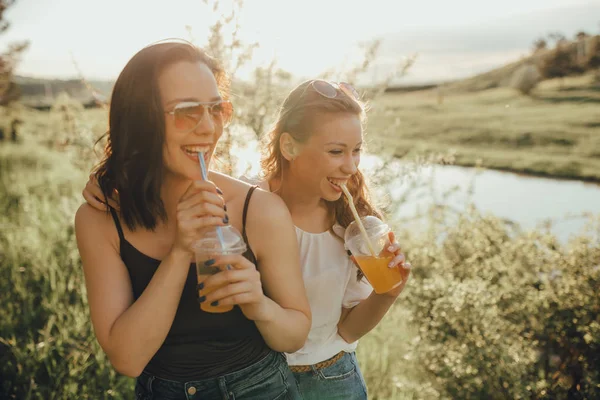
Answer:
[
  {"left": 198, "top": 152, "right": 228, "bottom": 253},
  {"left": 340, "top": 183, "right": 377, "bottom": 257}
]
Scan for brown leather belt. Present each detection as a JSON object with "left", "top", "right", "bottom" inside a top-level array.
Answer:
[{"left": 289, "top": 351, "right": 345, "bottom": 373}]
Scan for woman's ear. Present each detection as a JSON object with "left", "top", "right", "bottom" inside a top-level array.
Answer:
[{"left": 280, "top": 132, "right": 300, "bottom": 161}]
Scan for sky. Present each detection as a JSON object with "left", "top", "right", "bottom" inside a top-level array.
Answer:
[{"left": 2, "top": 0, "right": 599, "bottom": 84}]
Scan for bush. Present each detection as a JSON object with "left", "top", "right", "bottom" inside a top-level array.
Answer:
[
  {"left": 510, "top": 64, "right": 541, "bottom": 95},
  {"left": 405, "top": 210, "right": 600, "bottom": 399},
  {"left": 539, "top": 46, "right": 584, "bottom": 81}
]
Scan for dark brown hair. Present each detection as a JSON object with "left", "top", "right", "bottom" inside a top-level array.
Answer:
[{"left": 94, "top": 40, "right": 229, "bottom": 231}]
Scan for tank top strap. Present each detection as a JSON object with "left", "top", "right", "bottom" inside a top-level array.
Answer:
[
  {"left": 242, "top": 185, "right": 259, "bottom": 264},
  {"left": 109, "top": 207, "right": 125, "bottom": 243}
]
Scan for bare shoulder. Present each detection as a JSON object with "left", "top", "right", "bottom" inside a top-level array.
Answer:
[
  {"left": 248, "top": 188, "right": 290, "bottom": 220},
  {"left": 248, "top": 188, "right": 295, "bottom": 239},
  {"left": 74, "top": 203, "right": 118, "bottom": 244},
  {"left": 75, "top": 203, "right": 111, "bottom": 228},
  {"left": 210, "top": 171, "right": 253, "bottom": 197}
]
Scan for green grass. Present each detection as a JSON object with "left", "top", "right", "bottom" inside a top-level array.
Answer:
[
  {"left": 0, "top": 144, "right": 134, "bottom": 399},
  {"left": 369, "top": 73, "right": 600, "bottom": 182}
]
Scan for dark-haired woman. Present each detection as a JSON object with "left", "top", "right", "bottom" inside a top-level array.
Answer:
[{"left": 74, "top": 40, "right": 310, "bottom": 400}]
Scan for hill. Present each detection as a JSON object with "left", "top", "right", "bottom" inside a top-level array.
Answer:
[
  {"left": 371, "top": 72, "right": 600, "bottom": 182},
  {"left": 14, "top": 76, "right": 114, "bottom": 109}
]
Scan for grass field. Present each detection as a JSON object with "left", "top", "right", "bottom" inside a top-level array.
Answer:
[{"left": 369, "top": 73, "right": 600, "bottom": 182}]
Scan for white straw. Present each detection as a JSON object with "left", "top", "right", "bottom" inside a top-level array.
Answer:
[
  {"left": 340, "top": 183, "right": 377, "bottom": 257},
  {"left": 198, "top": 152, "right": 228, "bottom": 252}
]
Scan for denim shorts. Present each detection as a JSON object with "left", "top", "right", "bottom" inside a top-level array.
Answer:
[
  {"left": 291, "top": 352, "right": 368, "bottom": 400},
  {"left": 135, "top": 351, "right": 299, "bottom": 400}
]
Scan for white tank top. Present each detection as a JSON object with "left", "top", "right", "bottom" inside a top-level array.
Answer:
[{"left": 285, "top": 225, "right": 373, "bottom": 365}]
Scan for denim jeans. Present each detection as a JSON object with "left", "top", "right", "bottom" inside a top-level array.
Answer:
[
  {"left": 135, "top": 351, "right": 299, "bottom": 400},
  {"left": 291, "top": 352, "right": 368, "bottom": 400}
]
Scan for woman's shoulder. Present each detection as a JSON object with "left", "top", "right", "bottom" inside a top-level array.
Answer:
[
  {"left": 249, "top": 186, "right": 288, "bottom": 216},
  {"left": 238, "top": 175, "right": 269, "bottom": 190},
  {"left": 74, "top": 203, "right": 120, "bottom": 246},
  {"left": 211, "top": 171, "right": 270, "bottom": 198},
  {"left": 75, "top": 203, "right": 113, "bottom": 230},
  {"left": 209, "top": 172, "right": 287, "bottom": 221}
]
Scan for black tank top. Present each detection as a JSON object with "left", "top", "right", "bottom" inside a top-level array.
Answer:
[{"left": 109, "top": 186, "right": 271, "bottom": 381}]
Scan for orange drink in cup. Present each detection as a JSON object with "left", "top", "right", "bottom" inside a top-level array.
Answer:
[{"left": 344, "top": 216, "right": 404, "bottom": 294}]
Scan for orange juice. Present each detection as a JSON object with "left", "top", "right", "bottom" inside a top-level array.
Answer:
[
  {"left": 354, "top": 255, "right": 405, "bottom": 294},
  {"left": 197, "top": 274, "right": 234, "bottom": 313}
]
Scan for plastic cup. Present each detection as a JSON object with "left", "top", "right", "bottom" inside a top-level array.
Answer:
[
  {"left": 344, "top": 216, "right": 405, "bottom": 294},
  {"left": 194, "top": 225, "right": 247, "bottom": 313}
]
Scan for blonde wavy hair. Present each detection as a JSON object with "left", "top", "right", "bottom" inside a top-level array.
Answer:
[{"left": 261, "top": 80, "right": 382, "bottom": 239}]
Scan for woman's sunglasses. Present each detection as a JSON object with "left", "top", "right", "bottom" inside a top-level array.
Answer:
[
  {"left": 309, "top": 80, "right": 361, "bottom": 102},
  {"left": 165, "top": 100, "right": 234, "bottom": 132}
]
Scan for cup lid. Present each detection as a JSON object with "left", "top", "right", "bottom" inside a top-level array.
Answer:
[
  {"left": 344, "top": 216, "right": 389, "bottom": 243},
  {"left": 194, "top": 225, "right": 247, "bottom": 254}
]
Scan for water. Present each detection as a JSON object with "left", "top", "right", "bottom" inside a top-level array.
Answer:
[{"left": 371, "top": 160, "right": 600, "bottom": 242}]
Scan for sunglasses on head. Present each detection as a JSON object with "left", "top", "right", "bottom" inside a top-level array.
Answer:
[
  {"left": 165, "top": 100, "right": 234, "bottom": 132},
  {"left": 308, "top": 80, "right": 361, "bottom": 102}
]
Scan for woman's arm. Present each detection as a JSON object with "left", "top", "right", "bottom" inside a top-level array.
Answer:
[
  {"left": 202, "top": 191, "right": 311, "bottom": 352},
  {"left": 251, "top": 192, "right": 311, "bottom": 352},
  {"left": 337, "top": 232, "right": 411, "bottom": 343},
  {"left": 203, "top": 190, "right": 310, "bottom": 353},
  {"left": 75, "top": 181, "right": 227, "bottom": 376},
  {"left": 75, "top": 205, "right": 191, "bottom": 377}
]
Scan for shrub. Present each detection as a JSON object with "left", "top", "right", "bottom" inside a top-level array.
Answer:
[
  {"left": 510, "top": 64, "right": 541, "bottom": 95},
  {"left": 539, "top": 46, "right": 584, "bottom": 81},
  {"left": 405, "top": 210, "right": 600, "bottom": 399}
]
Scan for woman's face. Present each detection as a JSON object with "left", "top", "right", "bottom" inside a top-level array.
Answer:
[
  {"left": 289, "top": 112, "right": 363, "bottom": 202},
  {"left": 159, "top": 60, "right": 224, "bottom": 181}
]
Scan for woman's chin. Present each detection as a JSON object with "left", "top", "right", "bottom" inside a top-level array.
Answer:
[{"left": 322, "top": 190, "right": 343, "bottom": 202}]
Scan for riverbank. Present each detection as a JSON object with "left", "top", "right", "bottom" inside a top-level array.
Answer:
[{"left": 369, "top": 73, "right": 600, "bottom": 183}]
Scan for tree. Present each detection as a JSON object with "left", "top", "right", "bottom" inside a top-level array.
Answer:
[
  {"left": 586, "top": 37, "right": 600, "bottom": 69},
  {"left": 586, "top": 36, "right": 600, "bottom": 82},
  {"left": 547, "top": 31, "right": 567, "bottom": 49},
  {"left": 539, "top": 46, "right": 583, "bottom": 81},
  {"left": 0, "top": 0, "right": 29, "bottom": 106},
  {"left": 532, "top": 38, "right": 547, "bottom": 54}
]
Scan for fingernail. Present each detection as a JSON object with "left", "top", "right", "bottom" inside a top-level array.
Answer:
[
  {"left": 210, "top": 301, "right": 219, "bottom": 306},
  {"left": 388, "top": 246, "right": 394, "bottom": 252},
  {"left": 198, "top": 296, "right": 206, "bottom": 303},
  {"left": 197, "top": 282, "right": 204, "bottom": 290},
  {"left": 388, "top": 261, "right": 395, "bottom": 268},
  {"left": 223, "top": 215, "right": 229, "bottom": 224},
  {"left": 223, "top": 204, "right": 227, "bottom": 212},
  {"left": 204, "top": 259, "right": 215, "bottom": 266},
  {"left": 216, "top": 188, "right": 223, "bottom": 195}
]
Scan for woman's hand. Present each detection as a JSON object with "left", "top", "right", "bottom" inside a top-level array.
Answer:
[
  {"left": 199, "top": 254, "right": 271, "bottom": 321},
  {"left": 172, "top": 180, "right": 227, "bottom": 257},
  {"left": 82, "top": 174, "right": 119, "bottom": 211},
  {"left": 380, "top": 231, "right": 411, "bottom": 298}
]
